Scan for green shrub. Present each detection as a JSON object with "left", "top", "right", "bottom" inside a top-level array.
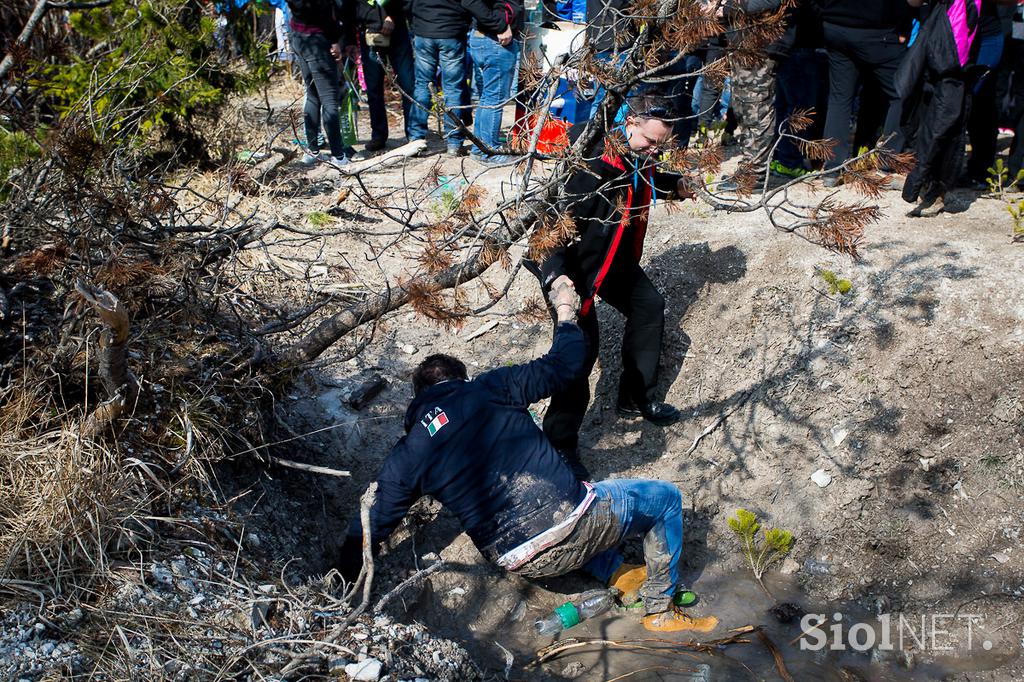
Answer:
[
  {"left": 38, "top": 0, "right": 271, "bottom": 143},
  {"left": 0, "top": 128, "right": 42, "bottom": 200}
]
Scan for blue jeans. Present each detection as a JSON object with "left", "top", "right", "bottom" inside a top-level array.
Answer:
[
  {"left": 291, "top": 29, "right": 344, "bottom": 157},
  {"left": 410, "top": 36, "right": 469, "bottom": 146},
  {"left": 469, "top": 35, "right": 518, "bottom": 155},
  {"left": 583, "top": 480, "right": 683, "bottom": 611},
  {"left": 362, "top": 30, "right": 416, "bottom": 142},
  {"left": 512, "top": 479, "right": 685, "bottom": 613},
  {"left": 774, "top": 47, "right": 819, "bottom": 169}
]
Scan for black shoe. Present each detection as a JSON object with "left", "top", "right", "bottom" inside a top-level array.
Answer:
[
  {"left": 821, "top": 173, "right": 842, "bottom": 188},
  {"left": 617, "top": 399, "right": 681, "bottom": 426},
  {"left": 365, "top": 138, "right": 387, "bottom": 152},
  {"left": 716, "top": 174, "right": 765, "bottom": 194}
]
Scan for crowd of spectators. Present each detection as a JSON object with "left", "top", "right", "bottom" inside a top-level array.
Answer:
[{"left": 266, "top": 0, "right": 1024, "bottom": 215}]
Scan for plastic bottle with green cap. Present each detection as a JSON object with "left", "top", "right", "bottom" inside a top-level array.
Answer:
[{"left": 533, "top": 590, "right": 615, "bottom": 636}]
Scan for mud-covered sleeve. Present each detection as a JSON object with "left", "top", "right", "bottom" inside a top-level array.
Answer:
[
  {"left": 340, "top": 442, "right": 420, "bottom": 578},
  {"left": 476, "top": 322, "right": 587, "bottom": 407}
]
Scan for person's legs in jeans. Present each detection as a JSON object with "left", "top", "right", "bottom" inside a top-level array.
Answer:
[
  {"left": 821, "top": 23, "right": 860, "bottom": 171},
  {"left": 389, "top": 32, "right": 416, "bottom": 139},
  {"left": 361, "top": 45, "right": 389, "bottom": 144},
  {"left": 774, "top": 47, "right": 818, "bottom": 172},
  {"left": 437, "top": 37, "right": 470, "bottom": 149},
  {"left": 582, "top": 479, "right": 685, "bottom": 614},
  {"left": 410, "top": 36, "right": 440, "bottom": 142},
  {"left": 292, "top": 31, "right": 344, "bottom": 158},
  {"left": 469, "top": 34, "right": 518, "bottom": 155}
]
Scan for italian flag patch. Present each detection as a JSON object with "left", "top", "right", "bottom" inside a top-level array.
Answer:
[{"left": 426, "top": 410, "right": 449, "bottom": 437}]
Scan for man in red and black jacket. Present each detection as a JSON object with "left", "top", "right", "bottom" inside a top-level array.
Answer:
[{"left": 532, "top": 92, "right": 694, "bottom": 479}]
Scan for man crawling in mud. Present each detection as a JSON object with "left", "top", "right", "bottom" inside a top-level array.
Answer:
[{"left": 337, "top": 276, "right": 718, "bottom": 633}]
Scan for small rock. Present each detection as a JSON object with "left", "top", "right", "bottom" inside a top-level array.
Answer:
[
  {"left": 780, "top": 557, "right": 800, "bottom": 575},
  {"left": 804, "top": 558, "right": 831, "bottom": 575},
  {"left": 830, "top": 422, "right": 849, "bottom": 446},
  {"left": 991, "top": 551, "right": 1010, "bottom": 564},
  {"left": 258, "top": 584, "right": 276, "bottom": 594},
  {"left": 348, "top": 373, "right": 388, "bottom": 410},
  {"left": 169, "top": 559, "right": 189, "bottom": 577},
  {"left": 811, "top": 469, "right": 832, "bottom": 487},
  {"left": 400, "top": 344, "right": 417, "bottom": 355},
  {"left": 327, "top": 657, "right": 351, "bottom": 674},
  {"left": 561, "top": 661, "right": 586, "bottom": 678},
  {"left": 150, "top": 564, "right": 174, "bottom": 587},
  {"left": 245, "top": 532, "right": 261, "bottom": 548},
  {"left": 345, "top": 657, "right": 383, "bottom": 681}
]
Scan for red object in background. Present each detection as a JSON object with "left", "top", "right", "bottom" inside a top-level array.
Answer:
[{"left": 510, "top": 113, "right": 571, "bottom": 154}]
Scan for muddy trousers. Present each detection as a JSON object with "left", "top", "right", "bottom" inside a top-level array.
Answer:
[
  {"left": 511, "top": 479, "right": 684, "bottom": 614},
  {"left": 543, "top": 265, "right": 666, "bottom": 467}
]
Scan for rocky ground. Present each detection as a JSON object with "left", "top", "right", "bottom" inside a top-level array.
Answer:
[{"left": 2, "top": 77, "right": 1022, "bottom": 680}]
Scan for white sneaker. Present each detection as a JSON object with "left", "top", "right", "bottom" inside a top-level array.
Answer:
[
  {"left": 300, "top": 151, "right": 324, "bottom": 166},
  {"left": 327, "top": 155, "right": 351, "bottom": 167},
  {"left": 347, "top": 151, "right": 367, "bottom": 162}
]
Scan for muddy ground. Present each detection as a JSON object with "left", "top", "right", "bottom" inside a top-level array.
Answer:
[{"left": 221, "top": 78, "right": 1024, "bottom": 681}]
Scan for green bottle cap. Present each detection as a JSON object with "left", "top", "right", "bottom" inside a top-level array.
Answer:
[{"left": 555, "top": 601, "right": 581, "bottom": 629}]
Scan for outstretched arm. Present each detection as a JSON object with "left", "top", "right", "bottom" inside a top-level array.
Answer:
[{"left": 476, "top": 277, "right": 586, "bottom": 406}]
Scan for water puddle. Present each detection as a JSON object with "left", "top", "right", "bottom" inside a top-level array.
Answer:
[{"left": 413, "top": 568, "right": 1020, "bottom": 680}]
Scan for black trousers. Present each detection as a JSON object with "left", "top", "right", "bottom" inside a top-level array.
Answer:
[
  {"left": 544, "top": 265, "right": 666, "bottom": 457},
  {"left": 821, "top": 23, "right": 906, "bottom": 170}
]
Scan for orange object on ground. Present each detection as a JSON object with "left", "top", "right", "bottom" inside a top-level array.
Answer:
[{"left": 642, "top": 609, "right": 720, "bottom": 633}]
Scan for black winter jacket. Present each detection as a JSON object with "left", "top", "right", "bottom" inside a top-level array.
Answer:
[
  {"left": 287, "top": 0, "right": 345, "bottom": 42},
  {"left": 586, "top": 0, "right": 633, "bottom": 53},
  {"left": 725, "top": 0, "right": 822, "bottom": 57},
  {"left": 815, "top": 0, "right": 912, "bottom": 30},
  {"left": 463, "top": 0, "right": 524, "bottom": 37},
  {"left": 352, "top": 0, "right": 408, "bottom": 34},
  {"left": 538, "top": 125, "right": 683, "bottom": 315},
  {"left": 405, "top": 0, "right": 471, "bottom": 38},
  {"left": 342, "top": 323, "right": 588, "bottom": 569}
]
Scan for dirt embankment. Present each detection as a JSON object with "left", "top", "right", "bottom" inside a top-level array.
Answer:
[{"left": 266, "top": 149, "right": 1023, "bottom": 679}]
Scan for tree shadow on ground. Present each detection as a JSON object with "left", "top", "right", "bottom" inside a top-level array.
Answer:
[
  {"left": 656, "top": 240, "right": 981, "bottom": 536},
  {"left": 577, "top": 242, "right": 749, "bottom": 480}
]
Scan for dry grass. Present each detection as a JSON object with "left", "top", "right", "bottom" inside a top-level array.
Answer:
[{"left": 0, "top": 385, "right": 152, "bottom": 593}]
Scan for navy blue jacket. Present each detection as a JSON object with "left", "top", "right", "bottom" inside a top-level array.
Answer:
[{"left": 344, "top": 323, "right": 588, "bottom": 565}]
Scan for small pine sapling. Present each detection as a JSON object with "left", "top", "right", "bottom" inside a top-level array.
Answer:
[
  {"left": 816, "top": 268, "right": 852, "bottom": 296},
  {"left": 728, "top": 508, "right": 794, "bottom": 598}
]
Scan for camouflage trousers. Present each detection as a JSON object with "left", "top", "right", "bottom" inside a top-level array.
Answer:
[{"left": 729, "top": 56, "right": 779, "bottom": 172}]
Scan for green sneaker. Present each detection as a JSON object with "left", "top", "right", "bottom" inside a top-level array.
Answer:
[
  {"left": 673, "top": 590, "right": 698, "bottom": 607},
  {"left": 622, "top": 590, "right": 698, "bottom": 609},
  {"left": 770, "top": 160, "right": 809, "bottom": 178}
]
